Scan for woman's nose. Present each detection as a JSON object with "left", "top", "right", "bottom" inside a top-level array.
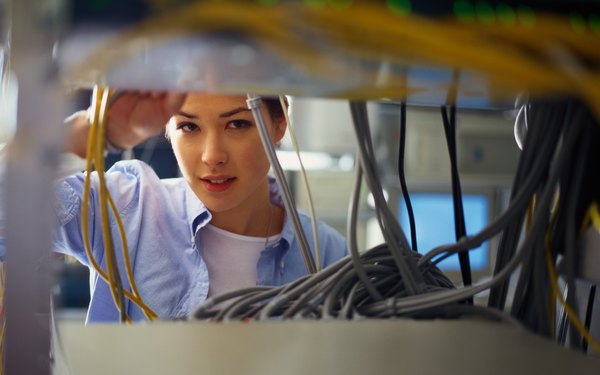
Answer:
[{"left": 201, "top": 134, "right": 227, "bottom": 167}]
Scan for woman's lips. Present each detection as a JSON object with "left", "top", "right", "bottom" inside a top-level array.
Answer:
[{"left": 200, "top": 177, "right": 236, "bottom": 193}]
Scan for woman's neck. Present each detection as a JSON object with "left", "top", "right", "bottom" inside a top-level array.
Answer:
[{"left": 209, "top": 189, "right": 283, "bottom": 237}]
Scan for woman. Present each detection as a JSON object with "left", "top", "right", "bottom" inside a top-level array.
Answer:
[{"left": 56, "top": 91, "right": 348, "bottom": 322}]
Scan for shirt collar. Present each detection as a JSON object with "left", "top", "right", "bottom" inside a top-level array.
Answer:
[
  {"left": 184, "top": 182, "right": 211, "bottom": 237},
  {"left": 188, "top": 176, "right": 296, "bottom": 251}
]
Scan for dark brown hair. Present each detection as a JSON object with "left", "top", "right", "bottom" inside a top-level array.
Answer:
[{"left": 262, "top": 96, "right": 286, "bottom": 122}]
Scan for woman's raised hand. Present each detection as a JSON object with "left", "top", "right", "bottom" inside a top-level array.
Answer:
[{"left": 106, "top": 91, "right": 186, "bottom": 150}]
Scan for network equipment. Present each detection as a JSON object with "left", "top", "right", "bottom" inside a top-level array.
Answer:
[{"left": 2, "top": 0, "right": 600, "bottom": 374}]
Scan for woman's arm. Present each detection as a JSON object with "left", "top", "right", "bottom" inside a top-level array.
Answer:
[{"left": 63, "top": 91, "right": 186, "bottom": 157}]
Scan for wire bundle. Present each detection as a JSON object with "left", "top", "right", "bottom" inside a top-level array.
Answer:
[
  {"left": 190, "top": 243, "right": 455, "bottom": 321},
  {"left": 82, "top": 85, "right": 157, "bottom": 322},
  {"left": 415, "top": 98, "right": 600, "bottom": 354},
  {"left": 65, "top": 1, "right": 600, "bottom": 353},
  {"left": 189, "top": 101, "right": 471, "bottom": 323},
  {"left": 67, "top": 2, "right": 600, "bottom": 117},
  {"left": 189, "top": 95, "right": 600, "bottom": 356},
  {"left": 504, "top": 99, "right": 600, "bottom": 353}
]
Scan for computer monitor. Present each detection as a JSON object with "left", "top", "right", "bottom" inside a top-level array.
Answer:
[{"left": 397, "top": 189, "right": 494, "bottom": 279}]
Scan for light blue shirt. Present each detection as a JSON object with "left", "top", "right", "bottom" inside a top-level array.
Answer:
[{"left": 52, "top": 160, "right": 348, "bottom": 323}]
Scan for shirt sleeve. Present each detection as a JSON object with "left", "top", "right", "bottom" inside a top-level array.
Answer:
[
  {"left": 53, "top": 160, "right": 148, "bottom": 267},
  {"left": 0, "top": 144, "right": 88, "bottom": 261}
]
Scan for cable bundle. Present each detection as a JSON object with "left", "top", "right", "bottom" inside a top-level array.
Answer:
[
  {"left": 82, "top": 85, "right": 157, "bottom": 322},
  {"left": 65, "top": 1, "right": 600, "bottom": 353},
  {"left": 415, "top": 98, "right": 600, "bottom": 354},
  {"left": 67, "top": 2, "right": 600, "bottom": 119},
  {"left": 190, "top": 243, "right": 456, "bottom": 321},
  {"left": 189, "top": 101, "right": 474, "bottom": 323},
  {"left": 189, "top": 95, "right": 600, "bottom": 356},
  {"left": 503, "top": 100, "right": 600, "bottom": 353}
]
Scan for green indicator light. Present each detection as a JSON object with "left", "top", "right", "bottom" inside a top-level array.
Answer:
[
  {"left": 454, "top": 0, "right": 475, "bottom": 22},
  {"left": 570, "top": 12, "right": 586, "bottom": 33},
  {"left": 475, "top": 1, "right": 495, "bottom": 25},
  {"left": 258, "top": 0, "right": 280, "bottom": 5},
  {"left": 89, "top": 0, "right": 113, "bottom": 11},
  {"left": 331, "top": 0, "right": 353, "bottom": 9},
  {"left": 590, "top": 14, "right": 600, "bottom": 35},
  {"left": 517, "top": 5, "right": 536, "bottom": 27},
  {"left": 387, "top": 0, "right": 412, "bottom": 17},
  {"left": 496, "top": 3, "right": 516, "bottom": 26},
  {"left": 305, "top": 0, "right": 328, "bottom": 8}
]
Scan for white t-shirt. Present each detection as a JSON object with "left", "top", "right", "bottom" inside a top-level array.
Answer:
[{"left": 200, "top": 224, "right": 281, "bottom": 297}]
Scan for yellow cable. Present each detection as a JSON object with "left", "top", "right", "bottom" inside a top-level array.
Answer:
[
  {"left": 305, "top": 6, "right": 559, "bottom": 89},
  {"left": 581, "top": 202, "right": 600, "bottom": 232},
  {"left": 97, "top": 86, "right": 157, "bottom": 320},
  {"left": 81, "top": 85, "right": 157, "bottom": 321},
  {"left": 525, "top": 195, "right": 536, "bottom": 234},
  {"left": 99, "top": 91, "right": 158, "bottom": 320},
  {"left": 96, "top": 87, "right": 127, "bottom": 320},
  {"left": 545, "top": 224, "right": 600, "bottom": 355},
  {"left": 107, "top": 193, "right": 158, "bottom": 320},
  {"left": 65, "top": 2, "right": 600, "bottom": 102}
]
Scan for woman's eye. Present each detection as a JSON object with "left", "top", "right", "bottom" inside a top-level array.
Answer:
[
  {"left": 177, "top": 122, "right": 198, "bottom": 132},
  {"left": 227, "top": 120, "right": 252, "bottom": 130}
]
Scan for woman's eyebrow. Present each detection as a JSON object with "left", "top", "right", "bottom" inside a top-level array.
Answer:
[
  {"left": 219, "top": 107, "right": 250, "bottom": 118},
  {"left": 177, "top": 111, "right": 198, "bottom": 119}
]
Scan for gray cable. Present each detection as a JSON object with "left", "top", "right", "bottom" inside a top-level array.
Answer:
[
  {"left": 246, "top": 94, "right": 316, "bottom": 274},
  {"left": 382, "top": 106, "right": 585, "bottom": 314},
  {"left": 349, "top": 101, "right": 422, "bottom": 295},
  {"left": 347, "top": 160, "right": 382, "bottom": 300}
]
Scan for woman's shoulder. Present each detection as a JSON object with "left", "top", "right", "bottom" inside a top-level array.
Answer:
[
  {"left": 288, "top": 211, "right": 348, "bottom": 263},
  {"left": 97, "top": 160, "right": 189, "bottom": 210},
  {"left": 107, "top": 159, "right": 160, "bottom": 180},
  {"left": 106, "top": 160, "right": 185, "bottom": 188}
]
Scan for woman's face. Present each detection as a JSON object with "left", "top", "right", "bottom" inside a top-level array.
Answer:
[{"left": 167, "top": 93, "right": 286, "bottom": 216}]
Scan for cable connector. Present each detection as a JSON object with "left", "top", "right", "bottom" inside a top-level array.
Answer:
[{"left": 246, "top": 94, "right": 262, "bottom": 110}]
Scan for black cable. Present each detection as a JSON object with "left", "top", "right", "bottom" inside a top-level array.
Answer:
[
  {"left": 488, "top": 101, "right": 570, "bottom": 309},
  {"left": 420, "top": 106, "right": 564, "bottom": 268},
  {"left": 582, "top": 285, "right": 596, "bottom": 352},
  {"left": 441, "top": 104, "right": 472, "bottom": 294},
  {"left": 564, "top": 126, "right": 592, "bottom": 349},
  {"left": 488, "top": 101, "right": 563, "bottom": 309},
  {"left": 510, "top": 102, "right": 591, "bottom": 339},
  {"left": 349, "top": 101, "right": 423, "bottom": 295},
  {"left": 394, "top": 100, "right": 587, "bottom": 316},
  {"left": 397, "top": 101, "right": 417, "bottom": 251}
]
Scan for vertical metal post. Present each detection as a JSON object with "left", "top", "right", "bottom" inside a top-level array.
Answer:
[{"left": 3, "top": 0, "right": 67, "bottom": 373}]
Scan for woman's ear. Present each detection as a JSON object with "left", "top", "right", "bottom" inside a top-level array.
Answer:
[{"left": 271, "top": 115, "right": 287, "bottom": 144}]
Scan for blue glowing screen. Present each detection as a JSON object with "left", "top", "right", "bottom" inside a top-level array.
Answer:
[{"left": 399, "top": 193, "right": 489, "bottom": 271}]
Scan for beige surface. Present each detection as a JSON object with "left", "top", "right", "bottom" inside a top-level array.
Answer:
[{"left": 53, "top": 319, "right": 600, "bottom": 375}]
